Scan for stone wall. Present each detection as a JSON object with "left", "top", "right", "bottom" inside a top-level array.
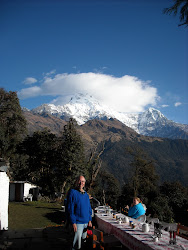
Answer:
[{"left": 0, "top": 171, "right": 9, "bottom": 230}]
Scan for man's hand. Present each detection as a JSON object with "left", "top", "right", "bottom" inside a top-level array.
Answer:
[
  {"left": 88, "top": 221, "right": 92, "bottom": 227},
  {"left": 73, "top": 223, "right": 77, "bottom": 232}
]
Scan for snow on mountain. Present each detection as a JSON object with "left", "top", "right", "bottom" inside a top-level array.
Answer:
[
  {"left": 32, "top": 93, "right": 117, "bottom": 124},
  {"left": 137, "top": 108, "right": 168, "bottom": 133},
  {"left": 31, "top": 93, "right": 188, "bottom": 139}
]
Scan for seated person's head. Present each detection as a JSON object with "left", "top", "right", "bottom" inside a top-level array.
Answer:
[{"left": 133, "top": 197, "right": 141, "bottom": 205}]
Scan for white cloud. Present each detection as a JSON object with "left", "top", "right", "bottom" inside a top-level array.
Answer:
[
  {"left": 23, "top": 77, "right": 37, "bottom": 85},
  {"left": 174, "top": 102, "right": 182, "bottom": 107},
  {"left": 93, "top": 66, "right": 108, "bottom": 73},
  {"left": 161, "top": 104, "right": 169, "bottom": 108},
  {"left": 18, "top": 86, "right": 42, "bottom": 99},
  {"left": 43, "top": 70, "right": 56, "bottom": 77},
  {"left": 18, "top": 72, "right": 159, "bottom": 112}
]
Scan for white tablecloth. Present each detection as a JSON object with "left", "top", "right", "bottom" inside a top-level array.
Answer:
[{"left": 95, "top": 213, "right": 188, "bottom": 250}]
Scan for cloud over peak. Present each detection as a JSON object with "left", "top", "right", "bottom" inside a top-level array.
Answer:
[{"left": 18, "top": 72, "right": 159, "bottom": 113}]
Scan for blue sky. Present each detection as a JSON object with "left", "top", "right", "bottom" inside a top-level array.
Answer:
[{"left": 0, "top": 0, "right": 187, "bottom": 124}]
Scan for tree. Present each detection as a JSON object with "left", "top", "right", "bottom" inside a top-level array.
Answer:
[
  {"left": 0, "top": 88, "right": 27, "bottom": 164},
  {"left": 92, "top": 170, "right": 120, "bottom": 209},
  {"left": 149, "top": 196, "right": 174, "bottom": 223},
  {"left": 128, "top": 147, "right": 159, "bottom": 199},
  {"left": 15, "top": 129, "right": 58, "bottom": 195},
  {"left": 56, "top": 118, "right": 87, "bottom": 194},
  {"left": 164, "top": 0, "right": 188, "bottom": 26},
  {"left": 119, "top": 146, "right": 159, "bottom": 211},
  {"left": 11, "top": 119, "right": 88, "bottom": 196},
  {"left": 160, "top": 181, "right": 188, "bottom": 225},
  {"left": 87, "top": 142, "right": 105, "bottom": 193}
]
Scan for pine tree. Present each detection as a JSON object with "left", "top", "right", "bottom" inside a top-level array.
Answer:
[
  {"left": 127, "top": 146, "right": 159, "bottom": 199},
  {"left": 56, "top": 118, "right": 87, "bottom": 194},
  {"left": 0, "top": 88, "right": 27, "bottom": 164},
  {"left": 120, "top": 146, "right": 159, "bottom": 209}
]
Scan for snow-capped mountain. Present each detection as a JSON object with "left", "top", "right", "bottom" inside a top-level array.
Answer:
[
  {"left": 31, "top": 93, "right": 188, "bottom": 139},
  {"left": 32, "top": 93, "right": 118, "bottom": 125}
]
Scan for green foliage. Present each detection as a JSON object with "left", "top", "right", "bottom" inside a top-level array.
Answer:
[
  {"left": 100, "top": 139, "right": 133, "bottom": 185},
  {"left": 149, "top": 196, "right": 174, "bottom": 223},
  {"left": 164, "top": 0, "right": 188, "bottom": 27},
  {"left": 120, "top": 179, "right": 188, "bottom": 224},
  {"left": 10, "top": 153, "right": 29, "bottom": 180},
  {"left": 15, "top": 129, "right": 58, "bottom": 195},
  {"left": 56, "top": 118, "right": 87, "bottom": 192},
  {"left": 12, "top": 119, "right": 89, "bottom": 196},
  {"left": 119, "top": 146, "right": 188, "bottom": 225},
  {"left": 118, "top": 183, "right": 134, "bottom": 210},
  {"left": 91, "top": 169, "right": 120, "bottom": 209},
  {"left": 159, "top": 181, "right": 188, "bottom": 224},
  {"left": 101, "top": 137, "right": 188, "bottom": 187},
  {"left": 141, "top": 139, "right": 188, "bottom": 186},
  {"left": 127, "top": 146, "right": 159, "bottom": 198},
  {"left": 0, "top": 88, "right": 27, "bottom": 161},
  {"left": 161, "top": 181, "right": 188, "bottom": 207},
  {"left": 148, "top": 181, "right": 188, "bottom": 224}
]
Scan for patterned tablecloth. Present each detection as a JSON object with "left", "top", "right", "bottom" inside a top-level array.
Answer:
[{"left": 95, "top": 213, "right": 188, "bottom": 250}]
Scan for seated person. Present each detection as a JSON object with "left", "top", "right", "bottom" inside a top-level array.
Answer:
[{"left": 127, "top": 197, "right": 145, "bottom": 219}]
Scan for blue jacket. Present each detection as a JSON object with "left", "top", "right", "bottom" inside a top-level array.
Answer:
[
  {"left": 67, "top": 189, "right": 92, "bottom": 224},
  {"left": 128, "top": 203, "right": 145, "bottom": 219}
]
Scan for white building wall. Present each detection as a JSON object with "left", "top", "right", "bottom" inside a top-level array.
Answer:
[
  {"left": 24, "top": 183, "right": 32, "bottom": 197},
  {"left": 0, "top": 172, "right": 9, "bottom": 230}
]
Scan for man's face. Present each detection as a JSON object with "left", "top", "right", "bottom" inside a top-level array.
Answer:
[{"left": 78, "top": 176, "right": 86, "bottom": 190}]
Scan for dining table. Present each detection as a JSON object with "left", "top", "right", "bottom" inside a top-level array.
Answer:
[{"left": 94, "top": 209, "right": 188, "bottom": 250}]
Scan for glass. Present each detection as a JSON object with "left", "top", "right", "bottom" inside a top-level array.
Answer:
[{"left": 169, "top": 231, "right": 177, "bottom": 245}]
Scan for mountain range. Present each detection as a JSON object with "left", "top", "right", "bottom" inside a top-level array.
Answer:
[
  {"left": 23, "top": 111, "right": 188, "bottom": 187},
  {"left": 22, "top": 94, "right": 188, "bottom": 187},
  {"left": 29, "top": 93, "right": 188, "bottom": 140}
]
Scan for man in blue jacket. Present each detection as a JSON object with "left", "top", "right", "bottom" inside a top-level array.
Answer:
[{"left": 67, "top": 175, "right": 92, "bottom": 250}]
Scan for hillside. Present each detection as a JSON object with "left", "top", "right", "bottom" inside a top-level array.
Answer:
[
  {"left": 80, "top": 119, "right": 188, "bottom": 187},
  {"left": 24, "top": 111, "right": 67, "bottom": 135},
  {"left": 23, "top": 111, "right": 188, "bottom": 187}
]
